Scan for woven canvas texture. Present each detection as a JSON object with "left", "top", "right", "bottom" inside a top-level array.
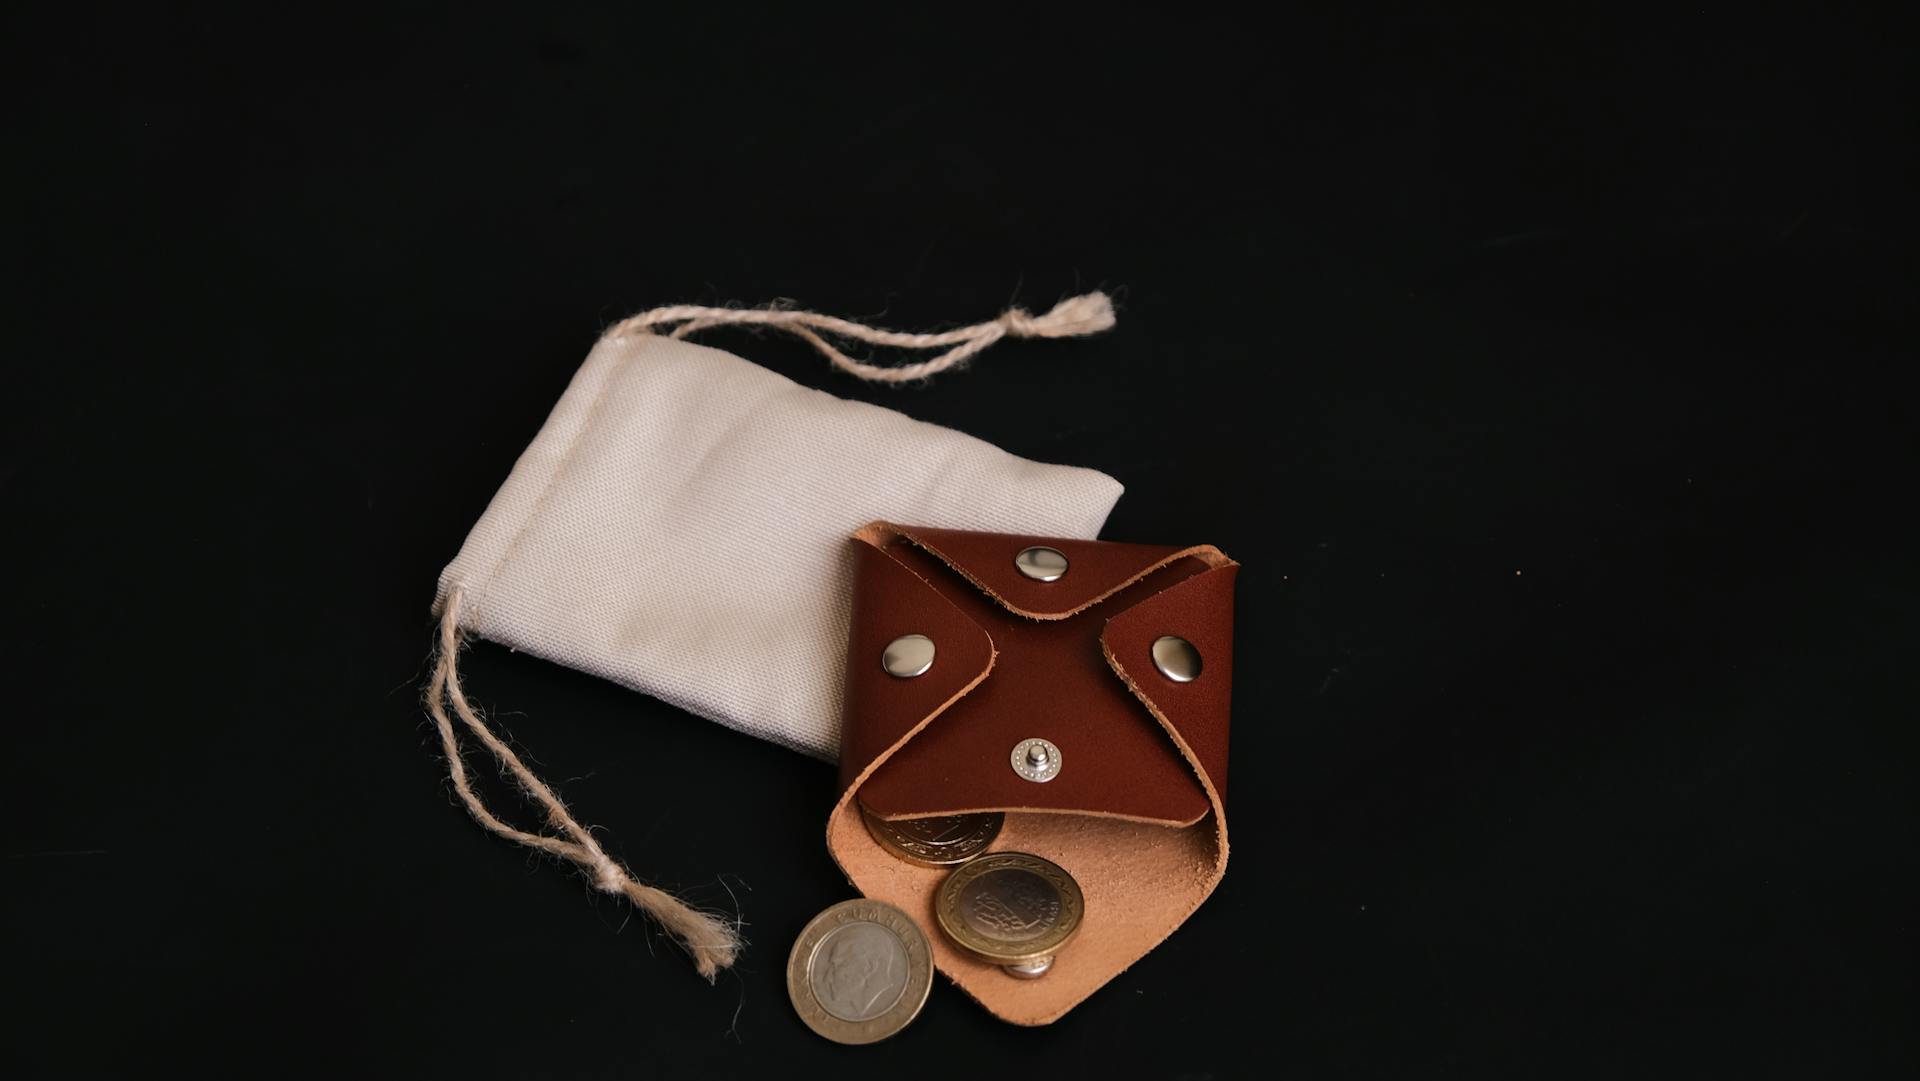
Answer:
[{"left": 436, "top": 331, "right": 1123, "bottom": 760}]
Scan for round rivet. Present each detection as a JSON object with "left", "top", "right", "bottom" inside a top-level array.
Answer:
[
  {"left": 1010, "top": 737, "right": 1062, "bottom": 782},
  {"left": 1013, "top": 546, "right": 1069, "bottom": 582},
  {"left": 882, "top": 634, "right": 935, "bottom": 678},
  {"left": 1151, "top": 635, "right": 1202, "bottom": 682}
]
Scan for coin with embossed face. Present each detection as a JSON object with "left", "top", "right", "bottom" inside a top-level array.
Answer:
[
  {"left": 860, "top": 805, "right": 1005, "bottom": 868},
  {"left": 787, "top": 899, "right": 933, "bottom": 1044},
  {"left": 934, "top": 851, "right": 1084, "bottom": 976}
]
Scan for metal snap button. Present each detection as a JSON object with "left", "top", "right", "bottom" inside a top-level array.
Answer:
[
  {"left": 1013, "top": 545, "right": 1068, "bottom": 582},
  {"left": 881, "top": 634, "right": 935, "bottom": 678},
  {"left": 1150, "top": 635, "right": 1202, "bottom": 682},
  {"left": 935, "top": 851, "right": 1084, "bottom": 980},
  {"left": 1010, "top": 737, "right": 1061, "bottom": 782}
]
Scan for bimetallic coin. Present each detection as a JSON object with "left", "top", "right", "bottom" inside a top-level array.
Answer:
[
  {"left": 934, "top": 851, "right": 1084, "bottom": 975},
  {"left": 787, "top": 899, "right": 933, "bottom": 1044},
  {"left": 861, "top": 806, "right": 1005, "bottom": 868}
]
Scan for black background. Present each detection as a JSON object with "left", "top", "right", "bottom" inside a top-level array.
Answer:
[{"left": 5, "top": 7, "right": 1913, "bottom": 1078}]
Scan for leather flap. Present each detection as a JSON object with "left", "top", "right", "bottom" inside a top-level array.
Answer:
[
  {"left": 1102, "top": 562, "right": 1238, "bottom": 800},
  {"left": 835, "top": 539, "right": 996, "bottom": 783},
  {"left": 896, "top": 524, "right": 1201, "bottom": 619},
  {"left": 841, "top": 523, "right": 1235, "bottom": 828}
]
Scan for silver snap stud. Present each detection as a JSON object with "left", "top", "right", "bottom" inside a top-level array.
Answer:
[
  {"left": 1004, "top": 956, "right": 1055, "bottom": 980},
  {"left": 1013, "top": 546, "right": 1069, "bottom": 582},
  {"left": 1151, "top": 635, "right": 1202, "bottom": 682},
  {"left": 881, "top": 634, "right": 936, "bottom": 678},
  {"left": 1010, "top": 737, "right": 1062, "bottom": 782}
]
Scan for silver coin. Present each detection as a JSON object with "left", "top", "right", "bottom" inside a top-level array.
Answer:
[{"left": 787, "top": 899, "right": 933, "bottom": 1044}]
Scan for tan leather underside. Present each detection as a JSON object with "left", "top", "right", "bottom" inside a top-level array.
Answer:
[{"left": 826, "top": 805, "right": 1223, "bottom": 1026}]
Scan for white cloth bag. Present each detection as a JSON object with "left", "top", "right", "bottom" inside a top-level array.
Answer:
[{"left": 425, "top": 295, "right": 1123, "bottom": 977}]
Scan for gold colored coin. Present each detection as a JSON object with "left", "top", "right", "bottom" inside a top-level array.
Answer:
[
  {"left": 934, "top": 851, "right": 1084, "bottom": 967},
  {"left": 860, "top": 806, "right": 1005, "bottom": 868},
  {"left": 786, "top": 899, "right": 933, "bottom": 1045}
]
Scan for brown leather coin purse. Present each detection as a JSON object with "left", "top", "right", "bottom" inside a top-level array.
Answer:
[{"left": 826, "top": 521, "right": 1238, "bottom": 1026}]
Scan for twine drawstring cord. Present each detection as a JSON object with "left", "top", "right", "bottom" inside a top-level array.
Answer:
[{"left": 608, "top": 291, "right": 1114, "bottom": 383}]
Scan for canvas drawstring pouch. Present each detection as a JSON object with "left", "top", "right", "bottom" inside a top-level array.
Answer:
[{"left": 425, "top": 294, "right": 1124, "bottom": 977}]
